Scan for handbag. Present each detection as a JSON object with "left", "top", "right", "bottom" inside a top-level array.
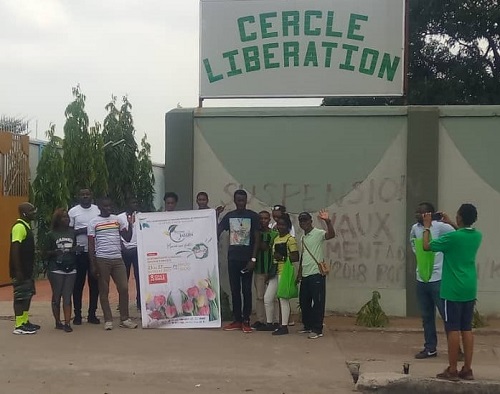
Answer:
[
  {"left": 414, "top": 237, "right": 435, "bottom": 282},
  {"left": 302, "top": 238, "right": 330, "bottom": 276},
  {"left": 268, "top": 235, "right": 291, "bottom": 278},
  {"left": 276, "top": 258, "right": 299, "bottom": 299}
]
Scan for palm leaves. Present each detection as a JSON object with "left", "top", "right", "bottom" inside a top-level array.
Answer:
[{"left": 356, "top": 290, "right": 389, "bottom": 328}]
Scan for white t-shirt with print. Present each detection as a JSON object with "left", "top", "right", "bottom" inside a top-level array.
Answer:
[
  {"left": 88, "top": 215, "right": 128, "bottom": 259},
  {"left": 69, "top": 204, "right": 100, "bottom": 252}
]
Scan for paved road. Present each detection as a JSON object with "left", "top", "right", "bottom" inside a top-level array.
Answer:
[
  {"left": 0, "top": 302, "right": 354, "bottom": 394},
  {"left": 1, "top": 295, "right": 499, "bottom": 394}
]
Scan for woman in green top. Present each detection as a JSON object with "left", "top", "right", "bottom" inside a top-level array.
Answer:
[
  {"left": 44, "top": 208, "right": 80, "bottom": 332},
  {"left": 262, "top": 214, "right": 299, "bottom": 336}
]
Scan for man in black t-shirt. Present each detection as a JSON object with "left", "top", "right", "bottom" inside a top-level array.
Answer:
[{"left": 217, "top": 190, "right": 260, "bottom": 333}]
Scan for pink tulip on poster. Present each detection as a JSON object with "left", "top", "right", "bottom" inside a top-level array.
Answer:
[
  {"left": 187, "top": 286, "right": 200, "bottom": 299},
  {"left": 206, "top": 287, "right": 216, "bottom": 301},
  {"left": 150, "top": 310, "right": 162, "bottom": 320},
  {"left": 165, "top": 305, "right": 178, "bottom": 318},
  {"left": 198, "top": 305, "right": 210, "bottom": 316},
  {"left": 154, "top": 294, "right": 166, "bottom": 307},
  {"left": 182, "top": 300, "right": 194, "bottom": 314}
]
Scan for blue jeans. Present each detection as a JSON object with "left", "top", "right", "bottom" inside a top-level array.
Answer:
[{"left": 416, "top": 280, "right": 444, "bottom": 351}]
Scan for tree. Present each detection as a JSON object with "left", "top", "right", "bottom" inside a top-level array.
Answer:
[
  {"left": 89, "top": 122, "right": 108, "bottom": 199},
  {"left": 408, "top": 0, "right": 500, "bottom": 104},
  {"left": 323, "top": 1, "right": 500, "bottom": 106},
  {"left": 136, "top": 134, "right": 156, "bottom": 212},
  {"left": 33, "top": 125, "right": 70, "bottom": 274},
  {"left": 63, "top": 86, "right": 93, "bottom": 204},
  {"left": 102, "top": 95, "right": 138, "bottom": 211}
]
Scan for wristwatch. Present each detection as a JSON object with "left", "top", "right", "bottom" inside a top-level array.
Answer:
[{"left": 251, "top": 257, "right": 256, "bottom": 262}]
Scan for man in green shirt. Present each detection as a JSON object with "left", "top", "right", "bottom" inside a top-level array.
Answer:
[
  {"left": 297, "top": 210, "right": 335, "bottom": 339},
  {"left": 423, "top": 203, "right": 482, "bottom": 381},
  {"left": 9, "top": 202, "right": 39, "bottom": 335}
]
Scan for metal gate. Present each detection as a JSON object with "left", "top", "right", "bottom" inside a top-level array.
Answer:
[{"left": 0, "top": 131, "right": 30, "bottom": 285}]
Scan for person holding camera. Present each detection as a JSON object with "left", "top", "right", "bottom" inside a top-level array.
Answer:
[
  {"left": 422, "top": 204, "right": 482, "bottom": 381},
  {"left": 45, "top": 208, "right": 80, "bottom": 332},
  {"left": 410, "top": 202, "right": 455, "bottom": 359}
]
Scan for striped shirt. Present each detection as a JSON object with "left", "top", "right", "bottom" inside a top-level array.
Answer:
[{"left": 88, "top": 215, "right": 127, "bottom": 259}]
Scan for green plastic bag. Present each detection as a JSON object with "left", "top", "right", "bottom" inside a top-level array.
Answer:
[
  {"left": 277, "top": 258, "right": 298, "bottom": 299},
  {"left": 414, "top": 238, "right": 435, "bottom": 282}
]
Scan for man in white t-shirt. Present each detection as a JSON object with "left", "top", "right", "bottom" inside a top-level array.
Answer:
[
  {"left": 118, "top": 197, "right": 140, "bottom": 311},
  {"left": 297, "top": 210, "right": 335, "bottom": 339},
  {"left": 410, "top": 202, "right": 455, "bottom": 359},
  {"left": 69, "top": 188, "right": 100, "bottom": 325},
  {"left": 88, "top": 197, "right": 137, "bottom": 330}
]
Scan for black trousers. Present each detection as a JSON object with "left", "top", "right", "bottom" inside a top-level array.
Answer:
[
  {"left": 72, "top": 252, "right": 99, "bottom": 318},
  {"left": 300, "top": 274, "right": 326, "bottom": 334},
  {"left": 122, "top": 247, "right": 141, "bottom": 308},
  {"left": 228, "top": 260, "right": 253, "bottom": 323}
]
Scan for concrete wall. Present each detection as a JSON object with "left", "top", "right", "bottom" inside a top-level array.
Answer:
[
  {"left": 165, "top": 106, "right": 500, "bottom": 317},
  {"left": 438, "top": 107, "right": 500, "bottom": 316}
]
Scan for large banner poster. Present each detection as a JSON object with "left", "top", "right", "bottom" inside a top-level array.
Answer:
[
  {"left": 136, "top": 210, "right": 221, "bottom": 329},
  {"left": 200, "top": 0, "right": 405, "bottom": 98}
]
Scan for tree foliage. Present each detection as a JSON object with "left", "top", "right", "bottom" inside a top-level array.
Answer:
[
  {"left": 89, "top": 122, "right": 108, "bottom": 199},
  {"left": 102, "top": 95, "right": 138, "bottom": 211},
  {"left": 33, "top": 125, "right": 70, "bottom": 274},
  {"left": 136, "top": 134, "right": 156, "bottom": 212},
  {"left": 323, "top": 1, "right": 500, "bottom": 106},
  {"left": 63, "top": 86, "right": 93, "bottom": 203}
]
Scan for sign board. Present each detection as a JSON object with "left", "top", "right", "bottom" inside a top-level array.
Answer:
[
  {"left": 137, "top": 210, "right": 221, "bottom": 329},
  {"left": 200, "top": 0, "right": 405, "bottom": 98}
]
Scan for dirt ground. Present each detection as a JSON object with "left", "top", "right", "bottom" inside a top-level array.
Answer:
[{"left": 1, "top": 280, "right": 499, "bottom": 394}]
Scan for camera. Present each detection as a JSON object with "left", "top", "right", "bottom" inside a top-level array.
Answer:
[{"left": 431, "top": 212, "right": 443, "bottom": 221}]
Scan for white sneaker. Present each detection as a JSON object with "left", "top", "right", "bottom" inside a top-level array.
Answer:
[
  {"left": 104, "top": 321, "right": 113, "bottom": 330},
  {"left": 120, "top": 319, "right": 138, "bottom": 329}
]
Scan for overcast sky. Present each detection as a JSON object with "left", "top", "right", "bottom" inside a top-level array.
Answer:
[{"left": 0, "top": 0, "right": 319, "bottom": 163}]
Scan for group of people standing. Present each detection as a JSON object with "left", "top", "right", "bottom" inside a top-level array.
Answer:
[
  {"left": 9, "top": 188, "right": 140, "bottom": 335},
  {"left": 9, "top": 187, "right": 483, "bottom": 382},
  {"left": 9, "top": 187, "right": 336, "bottom": 341},
  {"left": 216, "top": 189, "right": 335, "bottom": 339}
]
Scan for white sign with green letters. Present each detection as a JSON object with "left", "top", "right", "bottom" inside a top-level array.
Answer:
[{"left": 200, "top": 0, "right": 405, "bottom": 98}]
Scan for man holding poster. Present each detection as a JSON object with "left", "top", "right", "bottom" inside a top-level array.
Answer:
[
  {"left": 218, "top": 190, "right": 260, "bottom": 333},
  {"left": 136, "top": 208, "right": 221, "bottom": 329}
]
